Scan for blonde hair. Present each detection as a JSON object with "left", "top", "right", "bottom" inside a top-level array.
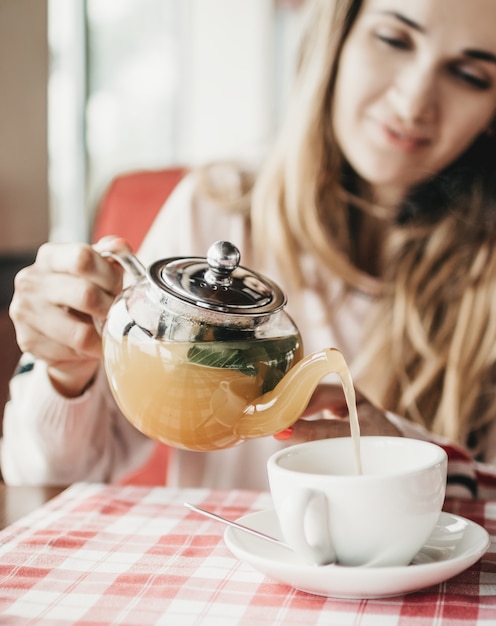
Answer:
[
  {"left": 359, "top": 197, "right": 496, "bottom": 444},
  {"left": 251, "top": 0, "right": 382, "bottom": 292},
  {"left": 250, "top": 0, "right": 496, "bottom": 446},
  {"left": 200, "top": 0, "right": 496, "bottom": 448}
]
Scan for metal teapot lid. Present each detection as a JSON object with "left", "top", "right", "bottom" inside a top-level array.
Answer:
[{"left": 147, "top": 241, "right": 286, "bottom": 316}]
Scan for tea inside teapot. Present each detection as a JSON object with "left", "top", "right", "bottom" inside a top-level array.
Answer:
[
  {"left": 104, "top": 325, "right": 303, "bottom": 450},
  {"left": 102, "top": 241, "right": 360, "bottom": 454}
]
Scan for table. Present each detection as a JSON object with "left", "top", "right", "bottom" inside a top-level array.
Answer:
[{"left": 0, "top": 483, "right": 495, "bottom": 625}]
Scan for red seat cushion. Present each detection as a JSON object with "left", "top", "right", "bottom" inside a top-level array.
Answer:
[
  {"left": 118, "top": 442, "right": 170, "bottom": 486},
  {"left": 92, "top": 167, "right": 186, "bottom": 250}
]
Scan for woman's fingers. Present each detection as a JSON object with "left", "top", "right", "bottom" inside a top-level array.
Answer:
[
  {"left": 9, "top": 240, "right": 127, "bottom": 392},
  {"left": 276, "top": 384, "right": 402, "bottom": 444},
  {"left": 12, "top": 304, "right": 103, "bottom": 362},
  {"left": 35, "top": 241, "right": 124, "bottom": 296}
]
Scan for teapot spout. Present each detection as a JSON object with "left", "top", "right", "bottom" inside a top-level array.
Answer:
[{"left": 235, "top": 347, "right": 354, "bottom": 439}]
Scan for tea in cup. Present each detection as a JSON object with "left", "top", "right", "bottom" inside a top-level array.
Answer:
[{"left": 267, "top": 436, "right": 447, "bottom": 567}]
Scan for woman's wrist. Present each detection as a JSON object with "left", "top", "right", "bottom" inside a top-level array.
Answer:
[{"left": 47, "top": 361, "right": 99, "bottom": 398}]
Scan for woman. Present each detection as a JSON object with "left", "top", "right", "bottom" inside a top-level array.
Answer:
[{"left": 3, "top": 0, "right": 496, "bottom": 496}]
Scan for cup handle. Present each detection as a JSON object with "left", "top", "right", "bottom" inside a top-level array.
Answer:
[{"left": 283, "top": 489, "right": 336, "bottom": 565}]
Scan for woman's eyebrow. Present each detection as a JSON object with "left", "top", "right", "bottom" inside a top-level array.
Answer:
[
  {"left": 376, "top": 11, "right": 425, "bottom": 33},
  {"left": 377, "top": 12, "right": 496, "bottom": 65},
  {"left": 464, "top": 49, "right": 496, "bottom": 65}
]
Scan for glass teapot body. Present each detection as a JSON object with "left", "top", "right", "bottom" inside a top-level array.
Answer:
[{"left": 102, "top": 243, "right": 304, "bottom": 451}]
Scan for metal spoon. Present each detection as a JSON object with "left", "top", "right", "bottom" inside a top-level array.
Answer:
[{"left": 184, "top": 502, "right": 291, "bottom": 549}]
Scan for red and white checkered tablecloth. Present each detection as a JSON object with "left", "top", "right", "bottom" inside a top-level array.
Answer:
[{"left": 0, "top": 483, "right": 495, "bottom": 625}]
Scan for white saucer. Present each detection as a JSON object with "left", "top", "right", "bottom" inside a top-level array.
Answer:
[{"left": 224, "top": 510, "right": 490, "bottom": 599}]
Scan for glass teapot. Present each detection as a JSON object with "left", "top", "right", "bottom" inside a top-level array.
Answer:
[{"left": 101, "top": 240, "right": 346, "bottom": 451}]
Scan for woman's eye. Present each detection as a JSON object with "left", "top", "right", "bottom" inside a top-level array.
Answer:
[
  {"left": 452, "top": 67, "right": 491, "bottom": 90},
  {"left": 375, "top": 33, "right": 410, "bottom": 51}
]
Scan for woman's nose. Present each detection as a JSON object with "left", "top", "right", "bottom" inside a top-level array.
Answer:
[{"left": 389, "top": 63, "right": 437, "bottom": 125}]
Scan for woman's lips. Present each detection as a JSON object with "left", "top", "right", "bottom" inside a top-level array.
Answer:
[{"left": 376, "top": 120, "right": 431, "bottom": 152}]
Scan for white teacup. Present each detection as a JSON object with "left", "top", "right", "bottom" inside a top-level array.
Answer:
[{"left": 267, "top": 436, "right": 447, "bottom": 567}]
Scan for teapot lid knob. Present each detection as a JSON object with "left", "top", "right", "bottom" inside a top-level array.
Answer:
[
  {"left": 205, "top": 241, "right": 240, "bottom": 287},
  {"left": 147, "top": 240, "right": 286, "bottom": 316}
]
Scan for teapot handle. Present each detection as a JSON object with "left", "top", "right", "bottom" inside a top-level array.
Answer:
[
  {"left": 93, "top": 236, "right": 147, "bottom": 280},
  {"left": 100, "top": 249, "right": 146, "bottom": 280},
  {"left": 93, "top": 238, "right": 147, "bottom": 336}
]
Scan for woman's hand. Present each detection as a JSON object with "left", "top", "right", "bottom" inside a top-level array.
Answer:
[
  {"left": 9, "top": 237, "right": 129, "bottom": 397},
  {"left": 275, "top": 383, "right": 402, "bottom": 443}
]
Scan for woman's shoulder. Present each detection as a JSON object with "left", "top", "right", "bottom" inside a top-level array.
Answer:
[
  {"left": 138, "top": 161, "right": 257, "bottom": 263},
  {"left": 194, "top": 161, "right": 257, "bottom": 212}
]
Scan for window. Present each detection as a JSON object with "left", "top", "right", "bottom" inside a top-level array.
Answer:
[{"left": 48, "top": 0, "right": 303, "bottom": 241}]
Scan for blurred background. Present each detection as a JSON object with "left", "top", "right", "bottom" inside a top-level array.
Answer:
[{"left": 0, "top": 0, "right": 304, "bottom": 410}]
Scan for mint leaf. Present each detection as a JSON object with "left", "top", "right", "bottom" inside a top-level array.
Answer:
[
  {"left": 187, "top": 344, "right": 257, "bottom": 376},
  {"left": 187, "top": 336, "right": 298, "bottom": 392}
]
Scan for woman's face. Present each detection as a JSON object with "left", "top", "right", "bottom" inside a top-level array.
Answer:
[{"left": 332, "top": 0, "right": 496, "bottom": 206}]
